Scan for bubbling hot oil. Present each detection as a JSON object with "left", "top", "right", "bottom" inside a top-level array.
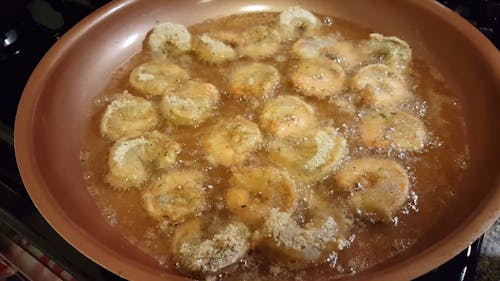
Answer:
[{"left": 81, "top": 12, "right": 469, "bottom": 280}]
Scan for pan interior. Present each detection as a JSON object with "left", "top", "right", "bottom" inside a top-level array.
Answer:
[{"left": 15, "top": 0, "right": 500, "bottom": 280}]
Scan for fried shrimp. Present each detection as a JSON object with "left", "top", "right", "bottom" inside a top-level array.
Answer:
[
  {"left": 291, "top": 36, "right": 362, "bottom": 70},
  {"left": 279, "top": 6, "right": 320, "bottom": 40},
  {"left": 100, "top": 91, "right": 159, "bottom": 140},
  {"left": 208, "top": 30, "right": 242, "bottom": 46},
  {"left": 254, "top": 209, "right": 342, "bottom": 262},
  {"left": 129, "top": 61, "right": 190, "bottom": 96},
  {"left": 290, "top": 59, "right": 346, "bottom": 98},
  {"left": 360, "top": 110, "right": 427, "bottom": 151},
  {"left": 259, "top": 95, "right": 317, "bottom": 139},
  {"left": 238, "top": 25, "right": 282, "bottom": 59},
  {"left": 142, "top": 130, "right": 181, "bottom": 170},
  {"left": 363, "top": 33, "right": 412, "bottom": 70},
  {"left": 269, "top": 128, "right": 348, "bottom": 184},
  {"left": 148, "top": 22, "right": 192, "bottom": 59},
  {"left": 172, "top": 219, "right": 250, "bottom": 274},
  {"left": 79, "top": 7, "right": 475, "bottom": 280},
  {"left": 203, "top": 116, "right": 263, "bottom": 166},
  {"left": 105, "top": 131, "right": 180, "bottom": 190},
  {"left": 226, "top": 166, "right": 297, "bottom": 226},
  {"left": 351, "top": 63, "right": 411, "bottom": 107},
  {"left": 335, "top": 157, "right": 410, "bottom": 221},
  {"left": 193, "top": 33, "right": 237, "bottom": 64},
  {"left": 291, "top": 36, "right": 336, "bottom": 59},
  {"left": 160, "top": 80, "right": 220, "bottom": 126},
  {"left": 227, "top": 62, "right": 280, "bottom": 98},
  {"left": 142, "top": 170, "right": 206, "bottom": 223}
]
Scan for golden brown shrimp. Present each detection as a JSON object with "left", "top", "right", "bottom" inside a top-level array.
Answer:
[
  {"left": 335, "top": 157, "right": 410, "bottom": 221},
  {"left": 160, "top": 80, "right": 220, "bottom": 127},
  {"left": 238, "top": 25, "right": 282, "bottom": 59},
  {"left": 203, "top": 116, "right": 263, "bottom": 167},
  {"left": 290, "top": 58, "right": 346, "bottom": 98},
  {"left": 142, "top": 170, "right": 206, "bottom": 223},
  {"left": 227, "top": 62, "right": 280, "bottom": 98},
  {"left": 148, "top": 22, "right": 192, "bottom": 59},
  {"left": 129, "top": 61, "right": 190, "bottom": 96},
  {"left": 269, "top": 128, "right": 348, "bottom": 184},
  {"left": 193, "top": 33, "right": 237, "bottom": 64},
  {"left": 226, "top": 166, "right": 297, "bottom": 226},
  {"left": 279, "top": 6, "right": 320, "bottom": 40},
  {"left": 360, "top": 109, "right": 427, "bottom": 151},
  {"left": 351, "top": 64, "right": 411, "bottom": 107},
  {"left": 291, "top": 36, "right": 362, "bottom": 70},
  {"left": 254, "top": 209, "right": 344, "bottom": 263},
  {"left": 172, "top": 219, "right": 251, "bottom": 274},
  {"left": 259, "top": 95, "right": 317, "bottom": 139},
  {"left": 100, "top": 91, "right": 159, "bottom": 140},
  {"left": 362, "top": 33, "right": 412, "bottom": 71},
  {"left": 106, "top": 131, "right": 180, "bottom": 190}
]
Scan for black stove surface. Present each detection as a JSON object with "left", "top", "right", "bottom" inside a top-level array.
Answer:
[{"left": 0, "top": 1, "right": 497, "bottom": 280}]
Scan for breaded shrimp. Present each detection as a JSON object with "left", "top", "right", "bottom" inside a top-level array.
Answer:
[
  {"left": 203, "top": 116, "right": 263, "bottom": 166},
  {"left": 360, "top": 110, "right": 427, "bottom": 151},
  {"left": 129, "top": 61, "right": 190, "bottom": 96},
  {"left": 290, "top": 59, "right": 346, "bottom": 98},
  {"left": 226, "top": 166, "right": 297, "bottom": 226},
  {"left": 193, "top": 33, "right": 237, "bottom": 64},
  {"left": 292, "top": 36, "right": 362, "bottom": 70},
  {"left": 291, "top": 36, "right": 335, "bottom": 59},
  {"left": 208, "top": 30, "right": 242, "bottom": 46},
  {"left": 100, "top": 91, "right": 159, "bottom": 140},
  {"left": 238, "top": 25, "right": 282, "bottom": 59},
  {"left": 269, "top": 128, "right": 348, "bottom": 184},
  {"left": 148, "top": 22, "right": 192, "bottom": 59},
  {"left": 335, "top": 157, "right": 410, "bottom": 221},
  {"left": 106, "top": 131, "right": 180, "bottom": 190},
  {"left": 279, "top": 6, "right": 320, "bottom": 40},
  {"left": 160, "top": 80, "right": 220, "bottom": 126},
  {"left": 172, "top": 219, "right": 250, "bottom": 274},
  {"left": 142, "top": 170, "right": 206, "bottom": 223},
  {"left": 259, "top": 95, "right": 317, "bottom": 139},
  {"left": 227, "top": 62, "right": 280, "bottom": 98},
  {"left": 362, "top": 33, "right": 412, "bottom": 70},
  {"left": 351, "top": 63, "right": 411, "bottom": 107},
  {"left": 254, "top": 209, "right": 342, "bottom": 262}
]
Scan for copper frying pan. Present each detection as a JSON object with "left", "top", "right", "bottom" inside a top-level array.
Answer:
[{"left": 14, "top": 0, "right": 500, "bottom": 280}]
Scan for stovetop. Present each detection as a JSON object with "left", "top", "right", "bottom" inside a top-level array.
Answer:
[{"left": 0, "top": 1, "right": 498, "bottom": 280}]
